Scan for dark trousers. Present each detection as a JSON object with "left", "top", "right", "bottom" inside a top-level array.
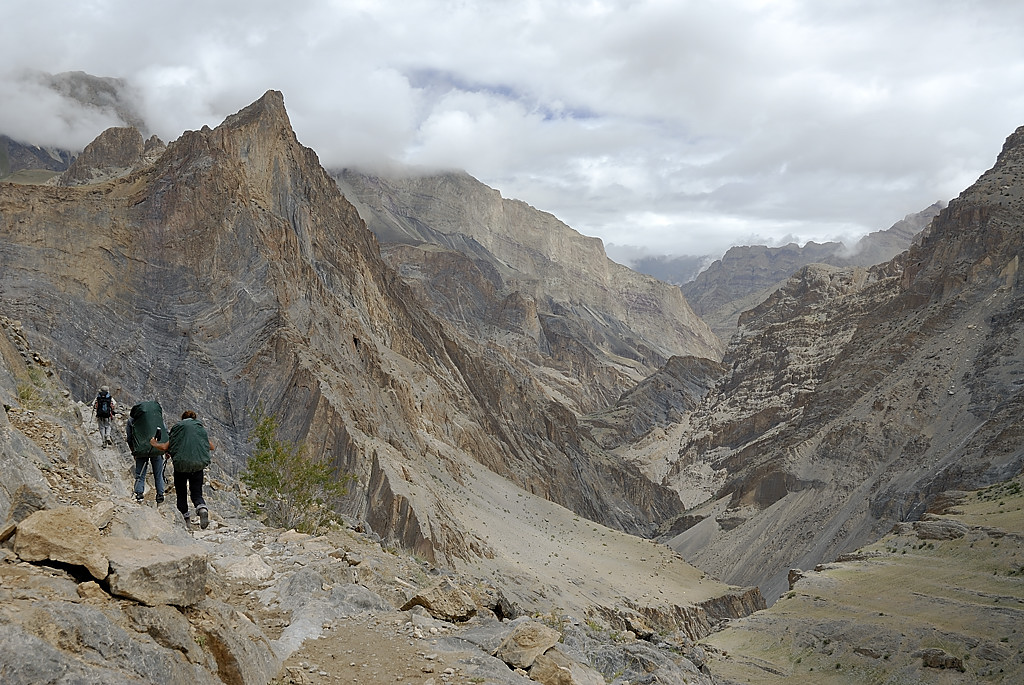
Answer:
[{"left": 174, "top": 469, "right": 206, "bottom": 516}]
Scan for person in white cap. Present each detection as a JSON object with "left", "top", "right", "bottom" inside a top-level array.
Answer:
[{"left": 92, "top": 385, "right": 118, "bottom": 447}]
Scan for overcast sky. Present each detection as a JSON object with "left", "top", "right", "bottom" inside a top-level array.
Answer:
[{"left": 3, "top": 1, "right": 1023, "bottom": 263}]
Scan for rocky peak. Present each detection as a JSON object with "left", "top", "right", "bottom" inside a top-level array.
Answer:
[
  {"left": 0, "top": 91, "right": 692, "bottom": 571},
  {"left": 55, "top": 126, "right": 161, "bottom": 186}
]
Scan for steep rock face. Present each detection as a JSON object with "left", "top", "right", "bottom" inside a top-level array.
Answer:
[
  {"left": 681, "top": 203, "right": 942, "bottom": 340},
  {"left": 335, "top": 169, "right": 723, "bottom": 414},
  {"left": 666, "top": 126, "right": 1024, "bottom": 602},
  {"left": 0, "top": 91, "right": 687, "bottom": 563}
]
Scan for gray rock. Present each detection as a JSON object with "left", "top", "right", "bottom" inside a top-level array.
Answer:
[
  {"left": 88, "top": 500, "right": 117, "bottom": 529},
  {"left": 586, "top": 639, "right": 711, "bottom": 685},
  {"left": 447, "top": 615, "right": 529, "bottom": 654},
  {"left": 107, "top": 502, "right": 196, "bottom": 547},
  {"left": 106, "top": 537, "right": 208, "bottom": 606},
  {"left": 124, "top": 603, "right": 214, "bottom": 668},
  {"left": 2, "top": 482, "right": 54, "bottom": 525},
  {"left": 0, "top": 600, "right": 220, "bottom": 684}
]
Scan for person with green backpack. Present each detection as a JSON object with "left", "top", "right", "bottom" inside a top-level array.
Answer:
[
  {"left": 151, "top": 410, "right": 216, "bottom": 528},
  {"left": 126, "top": 400, "right": 168, "bottom": 504}
]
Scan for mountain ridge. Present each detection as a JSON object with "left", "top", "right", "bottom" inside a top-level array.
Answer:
[
  {"left": 0, "top": 90, "right": 695, "bottom": 575},
  {"left": 664, "top": 123, "right": 1024, "bottom": 602}
]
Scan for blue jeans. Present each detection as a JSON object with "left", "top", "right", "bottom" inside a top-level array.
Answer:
[{"left": 134, "top": 454, "right": 166, "bottom": 499}]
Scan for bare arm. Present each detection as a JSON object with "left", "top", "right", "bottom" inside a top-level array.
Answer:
[{"left": 150, "top": 438, "right": 170, "bottom": 451}]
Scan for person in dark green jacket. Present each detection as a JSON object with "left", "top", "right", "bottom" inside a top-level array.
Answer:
[
  {"left": 151, "top": 410, "right": 216, "bottom": 529},
  {"left": 127, "top": 400, "right": 168, "bottom": 504}
]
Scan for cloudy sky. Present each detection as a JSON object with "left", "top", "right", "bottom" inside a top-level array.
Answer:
[{"left": 3, "top": 1, "right": 1023, "bottom": 263}]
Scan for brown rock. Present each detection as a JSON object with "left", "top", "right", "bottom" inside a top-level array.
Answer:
[
  {"left": 400, "top": 578, "right": 477, "bottom": 622},
  {"left": 529, "top": 646, "right": 604, "bottom": 685},
  {"left": 914, "top": 519, "right": 968, "bottom": 540},
  {"left": 915, "top": 647, "right": 964, "bottom": 671},
  {"left": 56, "top": 126, "right": 145, "bottom": 186},
  {"left": 13, "top": 507, "right": 108, "bottom": 579},
  {"left": 76, "top": 580, "right": 109, "bottom": 600},
  {"left": 493, "top": 620, "right": 561, "bottom": 670}
]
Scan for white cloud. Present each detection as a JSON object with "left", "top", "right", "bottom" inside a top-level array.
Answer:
[{"left": 2, "top": 0, "right": 1023, "bottom": 259}]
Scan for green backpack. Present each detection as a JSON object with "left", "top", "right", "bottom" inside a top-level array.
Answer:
[
  {"left": 169, "top": 418, "right": 212, "bottom": 473},
  {"left": 126, "top": 401, "right": 166, "bottom": 457}
]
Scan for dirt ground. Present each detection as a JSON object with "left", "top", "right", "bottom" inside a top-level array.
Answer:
[{"left": 272, "top": 612, "right": 482, "bottom": 685}]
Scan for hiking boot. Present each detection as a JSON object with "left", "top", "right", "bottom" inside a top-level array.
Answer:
[
  {"left": 198, "top": 506, "right": 209, "bottom": 530},
  {"left": 134, "top": 493, "right": 143, "bottom": 503},
  {"left": 156, "top": 494, "right": 164, "bottom": 504}
]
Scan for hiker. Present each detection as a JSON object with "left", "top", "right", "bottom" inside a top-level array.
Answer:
[
  {"left": 151, "top": 410, "right": 215, "bottom": 529},
  {"left": 126, "top": 401, "right": 168, "bottom": 504},
  {"left": 93, "top": 386, "right": 118, "bottom": 447}
]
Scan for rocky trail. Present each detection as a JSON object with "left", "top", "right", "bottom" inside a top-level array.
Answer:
[{"left": 0, "top": 338, "right": 721, "bottom": 685}]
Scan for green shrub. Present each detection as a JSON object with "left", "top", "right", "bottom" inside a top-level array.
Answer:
[{"left": 241, "top": 407, "right": 354, "bottom": 534}]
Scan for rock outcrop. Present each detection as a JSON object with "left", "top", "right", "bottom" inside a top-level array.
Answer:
[
  {"left": 665, "top": 125, "right": 1024, "bottom": 602},
  {"left": 55, "top": 126, "right": 164, "bottom": 186}
]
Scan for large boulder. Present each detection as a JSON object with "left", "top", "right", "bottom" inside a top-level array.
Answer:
[
  {"left": 196, "top": 599, "right": 281, "bottom": 685},
  {"left": 13, "top": 506, "right": 108, "bottom": 579},
  {"left": 530, "top": 645, "right": 605, "bottom": 685},
  {"left": 493, "top": 619, "right": 561, "bottom": 670},
  {"left": 105, "top": 537, "right": 209, "bottom": 606},
  {"left": 400, "top": 577, "right": 477, "bottom": 622}
]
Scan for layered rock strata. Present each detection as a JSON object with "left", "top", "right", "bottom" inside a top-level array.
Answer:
[{"left": 335, "top": 169, "right": 723, "bottom": 414}]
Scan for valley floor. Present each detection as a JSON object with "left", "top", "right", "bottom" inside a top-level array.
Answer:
[{"left": 701, "top": 477, "right": 1024, "bottom": 683}]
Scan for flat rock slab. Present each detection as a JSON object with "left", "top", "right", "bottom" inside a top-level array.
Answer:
[
  {"left": 105, "top": 537, "right": 209, "bottom": 606},
  {"left": 14, "top": 506, "right": 108, "bottom": 579}
]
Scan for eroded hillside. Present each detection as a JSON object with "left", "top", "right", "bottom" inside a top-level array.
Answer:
[{"left": 665, "top": 125, "right": 1024, "bottom": 602}]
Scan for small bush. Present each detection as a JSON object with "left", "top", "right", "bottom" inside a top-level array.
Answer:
[{"left": 241, "top": 407, "right": 354, "bottom": 534}]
